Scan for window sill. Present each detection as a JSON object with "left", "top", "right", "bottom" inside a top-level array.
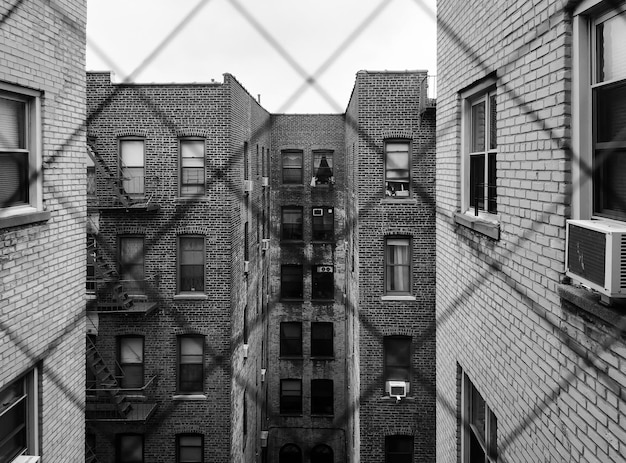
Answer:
[
  {"left": 0, "top": 210, "right": 50, "bottom": 229},
  {"left": 311, "top": 413, "right": 335, "bottom": 417},
  {"left": 281, "top": 239, "right": 305, "bottom": 244},
  {"left": 279, "top": 356, "right": 304, "bottom": 361},
  {"left": 558, "top": 284, "right": 626, "bottom": 329},
  {"left": 173, "top": 394, "right": 207, "bottom": 401},
  {"left": 312, "top": 298, "right": 335, "bottom": 303},
  {"left": 311, "top": 356, "right": 334, "bottom": 361},
  {"left": 381, "top": 295, "right": 416, "bottom": 301},
  {"left": 381, "top": 197, "right": 417, "bottom": 205},
  {"left": 280, "top": 413, "right": 303, "bottom": 417},
  {"left": 175, "top": 196, "right": 207, "bottom": 202},
  {"left": 174, "top": 293, "right": 208, "bottom": 300},
  {"left": 280, "top": 298, "right": 304, "bottom": 302},
  {"left": 311, "top": 240, "right": 335, "bottom": 244},
  {"left": 454, "top": 211, "right": 500, "bottom": 240}
]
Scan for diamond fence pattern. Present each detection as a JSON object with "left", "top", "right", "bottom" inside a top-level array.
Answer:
[{"left": 2, "top": 0, "right": 626, "bottom": 461}]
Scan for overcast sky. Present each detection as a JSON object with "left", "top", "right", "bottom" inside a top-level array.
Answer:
[{"left": 86, "top": 0, "right": 436, "bottom": 114}]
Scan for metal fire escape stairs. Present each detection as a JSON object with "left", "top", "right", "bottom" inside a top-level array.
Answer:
[{"left": 87, "top": 237, "right": 135, "bottom": 312}]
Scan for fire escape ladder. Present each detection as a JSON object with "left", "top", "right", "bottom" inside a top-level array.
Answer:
[
  {"left": 87, "top": 144, "right": 132, "bottom": 207},
  {"left": 85, "top": 442, "right": 100, "bottom": 463},
  {"left": 87, "top": 236, "right": 134, "bottom": 311}
]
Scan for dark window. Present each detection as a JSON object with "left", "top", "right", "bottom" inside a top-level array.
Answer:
[
  {"left": 119, "top": 138, "right": 145, "bottom": 195},
  {"left": 178, "top": 335, "right": 204, "bottom": 393},
  {"left": 280, "top": 322, "right": 302, "bottom": 357},
  {"left": 311, "top": 322, "right": 333, "bottom": 357},
  {"left": 282, "top": 207, "right": 303, "bottom": 240},
  {"left": 178, "top": 236, "right": 205, "bottom": 293},
  {"left": 312, "top": 150, "right": 333, "bottom": 185},
  {"left": 176, "top": 434, "right": 203, "bottom": 463},
  {"left": 279, "top": 444, "right": 302, "bottom": 463},
  {"left": 469, "top": 91, "right": 497, "bottom": 214},
  {"left": 116, "top": 434, "right": 144, "bottom": 463},
  {"left": 282, "top": 150, "right": 303, "bottom": 184},
  {"left": 180, "top": 139, "right": 205, "bottom": 196},
  {"left": 385, "top": 237, "right": 411, "bottom": 294},
  {"left": 384, "top": 336, "right": 411, "bottom": 383},
  {"left": 311, "top": 444, "right": 334, "bottom": 463},
  {"left": 280, "top": 379, "right": 302, "bottom": 414},
  {"left": 87, "top": 234, "right": 96, "bottom": 294},
  {"left": 464, "top": 373, "right": 497, "bottom": 462},
  {"left": 118, "top": 336, "right": 144, "bottom": 389},
  {"left": 311, "top": 379, "right": 333, "bottom": 415},
  {"left": 281, "top": 265, "right": 303, "bottom": 299},
  {"left": 312, "top": 207, "right": 334, "bottom": 241},
  {"left": 384, "top": 141, "right": 410, "bottom": 197},
  {"left": 119, "top": 236, "right": 145, "bottom": 294},
  {"left": 0, "top": 370, "right": 37, "bottom": 461},
  {"left": 244, "top": 142, "right": 249, "bottom": 180},
  {"left": 385, "top": 435, "right": 413, "bottom": 463},
  {"left": 312, "top": 265, "right": 334, "bottom": 300}
]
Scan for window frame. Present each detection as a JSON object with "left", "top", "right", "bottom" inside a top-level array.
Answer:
[
  {"left": 0, "top": 367, "right": 39, "bottom": 461},
  {"left": 385, "top": 435, "right": 414, "bottom": 463},
  {"left": 310, "top": 379, "right": 334, "bottom": 416},
  {"left": 281, "top": 150, "right": 303, "bottom": 184},
  {"left": 311, "top": 265, "right": 334, "bottom": 301},
  {"left": 384, "top": 140, "right": 411, "bottom": 198},
  {"left": 116, "top": 433, "right": 144, "bottom": 463},
  {"left": 461, "top": 372, "right": 497, "bottom": 463},
  {"left": 281, "top": 206, "right": 304, "bottom": 241},
  {"left": 310, "top": 322, "right": 334, "bottom": 358},
  {"left": 572, "top": 1, "right": 626, "bottom": 221},
  {"left": 118, "top": 235, "right": 145, "bottom": 295},
  {"left": 119, "top": 137, "right": 145, "bottom": 197},
  {"left": 177, "top": 335, "right": 205, "bottom": 394},
  {"left": 384, "top": 336, "right": 411, "bottom": 386},
  {"left": 312, "top": 150, "right": 334, "bottom": 186},
  {"left": 176, "top": 433, "right": 204, "bottom": 463},
  {"left": 117, "top": 335, "right": 145, "bottom": 389},
  {"left": 280, "top": 379, "right": 303, "bottom": 415},
  {"left": 384, "top": 236, "right": 412, "bottom": 296},
  {"left": 279, "top": 322, "right": 303, "bottom": 358},
  {"left": 179, "top": 138, "right": 206, "bottom": 197},
  {"left": 311, "top": 207, "right": 334, "bottom": 242},
  {"left": 280, "top": 265, "right": 303, "bottom": 300},
  {"left": 0, "top": 83, "right": 43, "bottom": 221},
  {"left": 460, "top": 78, "right": 498, "bottom": 218},
  {"left": 177, "top": 235, "right": 206, "bottom": 294}
]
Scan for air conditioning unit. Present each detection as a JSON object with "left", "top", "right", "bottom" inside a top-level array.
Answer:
[
  {"left": 260, "top": 430, "right": 269, "bottom": 447},
  {"left": 262, "top": 176, "right": 269, "bottom": 187},
  {"left": 386, "top": 380, "right": 408, "bottom": 401},
  {"left": 243, "top": 260, "right": 250, "bottom": 274},
  {"left": 261, "top": 239, "right": 270, "bottom": 251},
  {"left": 243, "top": 343, "right": 249, "bottom": 358},
  {"left": 312, "top": 208, "right": 323, "bottom": 216},
  {"left": 565, "top": 220, "right": 626, "bottom": 303},
  {"left": 317, "top": 265, "right": 333, "bottom": 273},
  {"left": 13, "top": 456, "right": 41, "bottom": 463},
  {"left": 244, "top": 180, "right": 253, "bottom": 193}
]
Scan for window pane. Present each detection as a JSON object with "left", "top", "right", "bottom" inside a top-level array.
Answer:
[
  {"left": 385, "top": 143, "right": 410, "bottom": 196},
  {"left": 385, "top": 435, "right": 413, "bottom": 463},
  {"left": 0, "top": 96, "right": 25, "bottom": 150},
  {"left": 0, "top": 153, "right": 28, "bottom": 207},
  {"left": 488, "top": 152, "right": 497, "bottom": 214},
  {"left": 471, "top": 101, "right": 485, "bottom": 153},
  {"left": 122, "top": 167, "right": 144, "bottom": 195},
  {"left": 385, "top": 337, "right": 411, "bottom": 382},
  {"left": 386, "top": 238, "right": 410, "bottom": 293},
  {"left": 120, "top": 140, "right": 144, "bottom": 166},
  {"left": 469, "top": 154, "right": 485, "bottom": 211},
  {"left": 281, "top": 266, "right": 303, "bottom": 299},
  {"left": 595, "top": 81, "right": 626, "bottom": 143},
  {"left": 594, "top": 149, "right": 626, "bottom": 219},
  {"left": 597, "top": 13, "right": 626, "bottom": 82},
  {"left": 282, "top": 208, "right": 303, "bottom": 240},
  {"left": 280, "top": 322, "right": 302, "bottom": 356},
  {"left": 312, "top": 266, "right": 334, "bottom": 300},
  {"left": 489, "top": 94, "right": 497, "bottom": 150},
  {"left": 280, "top": 380, "right": 302, "bottom": 414},
  {"left": 120, "top": 337, "right": 143, "bottom": 363},
  {"left": 313, "top": 152, "right": 333, "bottom": 184},
  {"left": 312, "top": 207, "right": 334, "bottom": 241},
  {"left": 311, "top": 323, "right": 333, "bottom": 357},
  {"left": 119, "top": 435, "right": 143, "bottom": 463},
  {"left": 181, "top": 140, "right": 205, "bottom": 195},
  {"left": 311, "top": 379, "right": 333, "bottom": 415},
  {"left": 180, "top": 238, "right": 204, "bottom": 292},
  {"left": 178, "top": 435, "right": 202, "bottom": 463},
  {"left": 283, "top": 152, "right": 302, "bottom": 184}
]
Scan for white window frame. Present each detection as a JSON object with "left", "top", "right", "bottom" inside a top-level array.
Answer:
[
  {"left": 460, "top": 78, "right": 498, "bottom": 219},
  {"left": 572, "top": 0, "right": 626, "bottom": 221},
  {"left": 179, "top": 138, "right": 206, "bottom": 197},
  {"left": 0, "top": 82, "right": 43, "bottom": 221},
  {"left": 0, "top": 367, "right": 40, "bottom": 461},
  {"left": 461, "top": 371, "right": 497, "bottom": 463},
  {"left": 119, "top": 137, "right": 145, "bottom": 196}
]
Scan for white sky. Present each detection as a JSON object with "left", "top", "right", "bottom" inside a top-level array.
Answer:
[{"left": 86, "top": 0, "right": 436, "bottom": 114}]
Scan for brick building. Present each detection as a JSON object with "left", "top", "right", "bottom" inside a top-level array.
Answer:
[
  {"left": 436, "top": 0, "right": 626, "bottom": 462},
  {"left": 0, "top": 1, "right": 87, "bottom": 462},
  {"left": 85, "top": 68, "right": 436, "bottom": 462}
]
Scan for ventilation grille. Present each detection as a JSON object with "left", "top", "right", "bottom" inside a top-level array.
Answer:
[
  {"left": 567, "top": 224, "right": 606, "bottom": 287},
  {"left": 621, "top": 234, "right": 626, "bottom": 291}
]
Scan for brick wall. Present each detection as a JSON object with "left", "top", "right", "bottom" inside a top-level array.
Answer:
[{"left": 0, "top": 1, "right": 86, "bottom": 462}]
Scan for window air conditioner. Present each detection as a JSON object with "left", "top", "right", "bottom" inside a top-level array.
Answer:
[
  {"left": 243, "top": 343, "right": 249, "bottom": 358},
  {"left": 565, "top": 220, "right": 626, "bottom": 304},
  {"left": 316, "top": 265, "right": 333, "bottom": 273},
  {"left": 261, "top": 239, "right": 270, "bottom": 251},
  {"left": 244, "top": 180, "right": 253, "bottom": 193},
  {"left": 385, "top": 380, "right": 408, "bottom": 401},
  {"left": 262, "top": 176, "right": 269, "bottom": 187},
  {"left": 260, "top": 430, "right": 269, "bottom": 448},
  {"left": 312, "top": 208, "right": 323, "bottom": 216},
  {"left": 243, "top": 260, "right": 250, "bottom": 274},
  {"left": 13, "top": 457, "right": 41, "bottom": 463}
]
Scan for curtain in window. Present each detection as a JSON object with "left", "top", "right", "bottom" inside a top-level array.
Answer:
[
  {"left": 313, "top": 152, "right": 333, "bottom": 184},
  {"left": 386, "top": 238, "right": 410, "bottom": 293}
]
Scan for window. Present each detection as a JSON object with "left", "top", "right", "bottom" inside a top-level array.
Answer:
[
  {"left": 310, "top": 379, "right": 333, "bottom": 415},
  {"left": 116, "top": 434, "right": 144, "bottom": 463},
  {"left": 311, "top": 444, "right": 333, "bottom": 463},
  {"left": 311, "top": 322, "right": 333, "bottom": 357},
  {"left": 312, "top": 265, "right": 334, "bottom": 300},
  {"left": 180, "top": 139, "right": 205, "bottom": 196},
  {"left": 119, "top": 138, "right": 145, "bottom": 195},
  {"left": 178, "top": 236, "right": 205, "bottom": 293},
  {"left": 384, "top": 336, "right": 411, "bottom": 384},
  {"left": 385, "top": 435, "right": 413, "bottom": 463},
  {"left": 280, "top": 379, "right": 302, "bottom": 414},
  {"left": 313, "top": 150, "right": 333, "bottom": 185},
  {"left": 281, "top": 265, "right": 303, "bottom": 300},
  {"left": 119, "top": 236, "right": 145, "bottom": 294},
  {"left": 0, "top": 368, "right": 39, "bottom": 461},
  {"left": 279, "top": 444, "right": 302, "bottom": 463},
  {"left": 280, "top": 322, "right": 302, "bottom": 357},
  {"left": 0, "top": 85, "right": 42, "bottom": 217},
  {"left": 312, "top": 207, "right": 334, "bottom": 241},
  {"left": 282, "top": 150, "right": 303, "bottom": 184},
  {"left": 176, "top": 434, "right": 203, "bottom": 463},
  {"left": 87, "top": 152, "right": 96, "bottom": 197},
  {"left": 178, "top": 335, "right": 204, "bottom": 393},
  {"left": 118, "top": 336, "right": 144, "bottom": 389},
  {"left": 385, "top": 237, "right": 411, "bottom": 294},
  {"left": 282, "top": 207, "right": 303, "bottom": 240},
  {"left": 462, "top": 373, "right": 497, "bottom": 463},
  {"left": 384, "top": 141, "right": 410, "bottom": 197},
  {"left": 87, "top": 234, "right": 96, "bottom": 294},
  {"left": 461, "top": 80, "right": 497, "bottom": 215}
]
